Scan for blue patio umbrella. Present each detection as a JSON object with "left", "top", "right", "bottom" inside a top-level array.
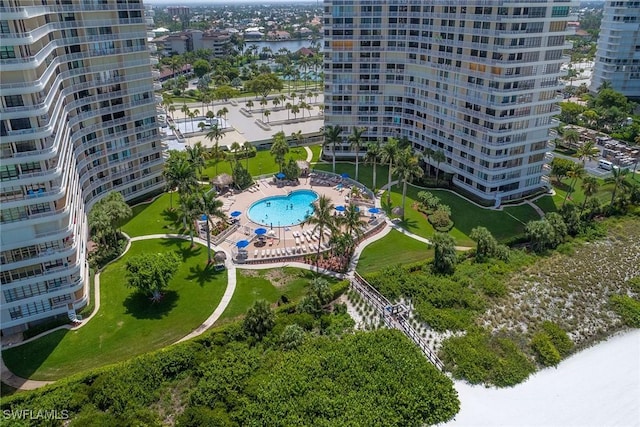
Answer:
[
  {"left": 236, "top": 240, "right": 250, "bottom": 248},
  {"left": 335, "top": 205, "right": 346, "bottom": 212},
  {"left": 276, "top": 172, "right": 286, "bottom": 179},
  {"left": 341, "top": 173, "right": 350, "bottom": 178},
  {"left": 368, "top": 207, "right": 381, "bottom": 214},
  {"left": 230, "top": 210, "right": 242, "bottom": 217},
  {"left": 255, "top": 228, "right": 267, "bottom": 235},
  {"left": 200, "top": 214, "right": 208, "bottom": 221}
]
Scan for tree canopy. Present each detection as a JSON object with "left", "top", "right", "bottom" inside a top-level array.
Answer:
[{"left": 125, "top": 252, "right": 180, "bottom": 302}]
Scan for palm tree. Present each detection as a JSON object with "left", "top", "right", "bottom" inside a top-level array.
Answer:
[
  {"left": 291, "top": 129, "right": 303, "bottom": 147},
  {"left": 263, "top": 109, "right": 270, "bottom": 123},
  {"left": 260, "top": 97, "right": 268, "bottom": 111},
  {"left": 394, "top": 147, "right": 424, "bottom": 220},
  {"left": 245, "top": 100, "right": 254, "bottom": 112},
  {"left": 272, "top": 97, "right": 281, "bottom": 110},
  {"left": 432, "top": 149, "right": 447, "bottom": 185},
  {"left": 423, "top": 146, "right": 435, "bottom": 177},
  {"left": 381, "top": 138, "right": 400, "bottom": 205},
  {"left": 302, "top": 195, "right": 337, "bottom": 271},
  {"left": 576, "top": 140, "right": 599, "bottom": 165},
  {"left": 186, "top": 141, "right": 207, "bottom": 178},
  {"left": 563, "top": 164, "right": 585, "bottom": 207},
  {"left": 291, "top": 104, "right": 300, "bottom": 119},
  {"left": 324, "top": 125, "right": 342, "bottom": 174},
  {"left": 168, "top": 104, "right": 176, "bottom": 118},
  {"left": 270, "top": 131, "right": 289, "bottom": 172},
  {"left": 179, "top": 192, "right": 200, "bottom": 246},
  {"left": 163, "top": 151, "right": 188, "bottom": 210},
  {"left": 243, "top": 141, "right": 253, "bottom": 170},
  {"left": 349, "top": 127, "right": 365, "bottom": 182},
  {"left": 340, "top": 204, "right": 367, "bottom": 243},
  {"left": 580, "top": 176, "right": 599, "bottom": 214},
  {"left": 607, "top": 167, "right": 630, "bottom": 212},
  {"left": 285, "top": 102, "right": 292, "bottom": 120},
  {"left": 563, "top": 128, "right": 580, "bottom": 149},
  {"left": 206, "top": 124, "right": 224, "bottom": 175},
  {"left": 230, "top": 141, "right": 242, "bottom": 170},
  {"left": 365, "top": 139, "right": 382, "bottom": 191},
  {"left": 199, "top": 191, "right": 226, "bottom": 264},
  {"left": 188, "top": 111, "right": 196, "bottom": 132},
  {"left": 181, "top": 104, "right": 190, "bottom": 120}
]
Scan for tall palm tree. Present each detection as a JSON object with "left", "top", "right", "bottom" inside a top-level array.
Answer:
[
  {"left": 607, "top": 167, "right": 630, "bottom": 212},
  {"left": 324, "top": 125, "right": 342, "bottom": 174},
  {"left": 270, "top": 131, "right": 289, "bottom": 172},
  {"left": 365, "top": 139, "right": 382, "bottom": 191},
  {"left": 302, "top": 195, "right": 337, "bottom": 271},
  {"left": 162, "top": 150, "right": 188, "bottom": 210},
  {"left": 245, "top": 100, "right": 254, "bottom": 112},
  {"left": 243, "top": 141, "right": 253, "bottom": 170},
  {"left": 394, "top": 147, "right": 424, "bottom": 220},
  {"left": 206, "top": 124, "right": 224, "bottom": 175},
  {"left": 563, "top": 164, "right": 585, "bottom": 207},
  {"left": 432, "top": 149, "right": 447, "bottom": 185},
  {"left": 381, "top": 138, "right": 400, "bottom": 205},
  {"left": 291, "top": 104, "right": 300, "bottom": 119},
  {"left": 186, "top": 141, "right": 206, "bottom": 178},
  {"left": 181, "top": 104, "right": 190, "bottom": 120},
  {"left": 285, "top": 102, "right": 292, "bottom": 120},
  {"left": 230, "top": 141, "right": 242, "bottom": 170},
  {"left": 580, "top": 176, "right": 599, "bottom": 214},
  {"left": 340, "top": 203, "right": 367, "bottom": 243},
  {"left": 179, "top": 192, "right": 200, "bottom": 246},
  {"left": 199, "top": 190, "right": 225, "bottom": 263}
]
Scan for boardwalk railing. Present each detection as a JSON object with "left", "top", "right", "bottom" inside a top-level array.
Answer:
[
  {"left": 212, "top": 223, "right": 239, "bottom": 246},
  {"left": 351, "top": 272, "right": 445, "bottom": 371}
]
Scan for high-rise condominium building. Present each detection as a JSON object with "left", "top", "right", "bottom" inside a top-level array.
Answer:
[
  {"left": 0, "top": 0, "right": 164, "bottom": 335},
  {"left": 324, "top": 1, "right": 576, "bottom": 203},
  {"left": 591, "top": 1, "right": 640, "bottom": 97}
]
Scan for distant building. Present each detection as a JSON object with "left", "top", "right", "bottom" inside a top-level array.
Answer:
[
  {"left": 151, "top": 30, "right": 231, "bottom": 57},
  {"left": 167, "top": 6, "right": 190, "bottom": 17},
  {"left": 591, "top": 1, "right": 640, "bottom": 96},
  {"left": 268, "top": 30, "right": 291, "bottom": 40}
]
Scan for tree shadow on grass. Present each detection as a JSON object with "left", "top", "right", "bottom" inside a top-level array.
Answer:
[
  {"left": 160, "top": 239, "right": 202, "bottom": 262},
  {"left": 123, "top": 290, "right": 179, "bottom": 319},
  {"left": 186, "top": 263, "right": 223, "bottom": 287},
  {"left": 160, "top": 208, "right": 182, "bottom": 231},
  {"left": 397, "top": 217, "right": 419, "bottom": 233},
  {"left": 2, "top": 329, "right": 68, "bottom": 380}
]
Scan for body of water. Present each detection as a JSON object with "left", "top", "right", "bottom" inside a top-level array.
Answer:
[{"left": 248, "top": 39, "right": 317, "bottom": 54}]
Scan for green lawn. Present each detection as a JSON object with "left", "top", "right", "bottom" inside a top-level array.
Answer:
[
  {"left": 537, "top": 174, "right": 637, "bottom": 212},
  {"left": 308, "top": 144, "right": 322, "bottom": 163},
  {"left": 357, "top": 229, "right": 434, "bottom": 275},
  {"left": 216, "top": 268, "right": 338, "bottom": 324},
  {"left": 387, "top": 185, "right": 538, "bottom": 247},
  {"left": 3, "top": 239, "right": 227, "bottom": 381},
  {"left": 121, "top": 193, "right": 185, "bottom": 237},
  {"left": 202, "top": 145, "right": 311, "bottom": 178}
]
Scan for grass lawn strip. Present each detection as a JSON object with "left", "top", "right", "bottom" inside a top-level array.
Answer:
[
  {"left": 356, "top": 229, "right": 433, "bottom": 275},
  {"left": 216, "top": 268, "right": 339, "bottom": 324},
  {"left": 2, "top": 239, "right": 227, "bottom": 381}
]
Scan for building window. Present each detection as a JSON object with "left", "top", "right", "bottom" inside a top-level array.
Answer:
[
  {"left": 0, "top": 45, "right": 15, "bottom": 59},
  {"left": 4, "top": 95, "right": 23, "bottom": 108},
  {"left": 10, "top": 118, "right": 31, "bottom": 130},
  {"left": 0, "top": 21, "right": 10, "bottom": 34}
]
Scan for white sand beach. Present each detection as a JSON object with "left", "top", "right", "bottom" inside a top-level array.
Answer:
[{"left": 446, "top": 329, "right": 640, "bottom": 427}]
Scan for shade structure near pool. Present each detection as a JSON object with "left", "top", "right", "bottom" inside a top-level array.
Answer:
[
  {"left": 335, "top": 205, "right": 346, "bottom": 212},
  {"left": 368, "top": 207, "right": 381, "bottom": 214},
  {"left": 236, "top": 240, "right": 249, "bottom": 248},
  {"left": 255, "top": 228, "right": 267, "bottom": 235},
  {"left": 276, "top": 172, "right": 286, "bottom": 179},
  {"left": 230, "top": 211, "right": 242, "bottom": 217},
  {"left": 341, "top": 173, "right": 350, "bottom": 178}
]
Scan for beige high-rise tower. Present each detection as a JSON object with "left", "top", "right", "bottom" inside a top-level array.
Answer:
[
  {"left": 323, "top": 1, "right": 577, "bottom": 203},
  {"left": 1, "top": 0, "right": 164, "bottom": 335}
]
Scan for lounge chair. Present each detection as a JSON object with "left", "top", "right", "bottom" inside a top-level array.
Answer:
[
  {"left": 261, "top": 250, "right": 265, "bottom": 258},
  {"left": 286, "top": 247, "right": 292, "bottom": 255},
  {"left": 276, "top": 248, "right": 281, "bottom": 256},
  {"left": 295, "top": 237, "right": 300, "bottom": 245},
  {"left": 255, "top": 249, "right": 259, "bottom": 258},
  {"left": 301, "top": 245, "right": 307, "bottom": 253}
]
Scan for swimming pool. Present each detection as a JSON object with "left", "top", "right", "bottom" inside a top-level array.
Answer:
[{"left": 248, "top": 189, "right": 318, "bottom": 227}]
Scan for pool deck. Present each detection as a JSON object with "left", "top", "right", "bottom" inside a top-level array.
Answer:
[{"left": 203, "top": 173, "right": 383, "bottom": 263}]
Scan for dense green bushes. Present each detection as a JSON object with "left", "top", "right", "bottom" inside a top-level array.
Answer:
[
  {"left": 610, "top": 294, "right": 640, "bottom": 327},
  {"left": 2, "top": 305, "right": 458, "bottom": 426},
  {"left": 439, "top": 329, "right": 535, "bottom": 387},
  {"left": 366, "top": 253, "right": 531, "bottom": 332}
]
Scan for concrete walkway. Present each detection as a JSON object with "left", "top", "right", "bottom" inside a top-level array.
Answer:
[{"left": 304, "top": 146, "right": 313, "bottom": 163}]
